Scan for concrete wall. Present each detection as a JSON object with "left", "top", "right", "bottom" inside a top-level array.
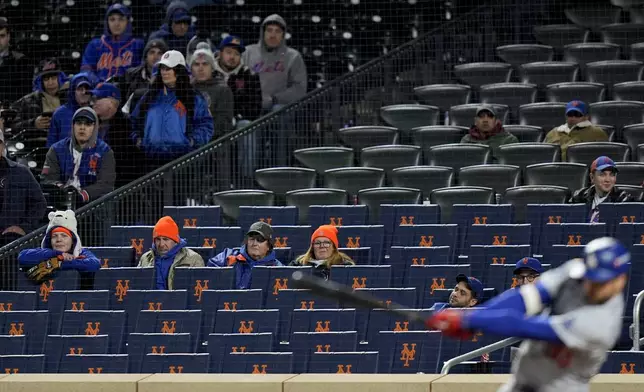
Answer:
[{"left": 0, "top": 374, "right": 643, "bottom": 392}]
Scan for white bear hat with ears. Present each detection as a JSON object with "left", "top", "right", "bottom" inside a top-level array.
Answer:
[{"left": 41, "top": 210, "right": 83, "bottom": 256}]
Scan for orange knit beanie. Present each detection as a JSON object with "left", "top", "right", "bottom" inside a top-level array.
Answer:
[
  {"left": 311, "top": 224, "right": 339, "bottom": 248},
  {"left": 153, "top": 216, "right": 180, "bottom": 243}
]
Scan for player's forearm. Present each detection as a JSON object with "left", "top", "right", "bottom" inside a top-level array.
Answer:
[
  {"left": 483, "top": 282, "right": 552, "bottom": 315},
  {"left": 465, "top": 309, "right": 562, "bottom": 343}
]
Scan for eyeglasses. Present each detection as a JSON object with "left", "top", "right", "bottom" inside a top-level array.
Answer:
[
  {"left": 566, "top": 112, "right": 584, "bottom": 118},
  {"left": 515, "top": 274, "right": 539, "bottom": 283},
  {"left": 313, "top": 241, "right": 333, "bottom": 248}
]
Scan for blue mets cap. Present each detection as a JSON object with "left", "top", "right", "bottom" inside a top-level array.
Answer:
[
  {"left": 219, "top": 35, "right": 245, "bottom": 53},
  {"left": 569, "top": 237, "right": 630, "bottom": 282},
  {"left": 513, "top": 257, "right": 543, "bottom": 275},
  {"left": 565, "top": 100, "right": 588, "bottom": 116},
  {"left": 90, "top": 83, "right": 121, "bottom": 101},
  {"left": 456, "top": 274, "right": 484, "bottom": 299},
  {"left": 591, "top": 156, "right": 618, "bottom": 173},
  {"left": 172, "top": 9, "right": 191, "bottom": 22}
]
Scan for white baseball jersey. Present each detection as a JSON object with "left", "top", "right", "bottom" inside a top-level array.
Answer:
[{"left": 499, "top": 260, "right": 624, "bottom": 392}]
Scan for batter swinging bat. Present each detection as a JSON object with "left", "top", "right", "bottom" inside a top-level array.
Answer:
[{"left": 290, "top": 270, "right": 427, "bottom": 324}]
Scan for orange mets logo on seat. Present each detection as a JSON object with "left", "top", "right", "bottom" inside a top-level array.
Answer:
[
  {"left": 273, "top": 278, "right": 288, "bottom": 295},
  {"left": 336, "top": 364, "right": 352, "bottom": 373},
  {"left": 40, "top": 280, "right": 54, "bottom": 302},
  {"left": 352, "top": 277, "right": 367, "bottom": 289},
  {"left": 252, "top": 364, "right": 268, "bottom": 374},
  {"left": 316, "top": 344, "right": 331, "bottom": 352},
  {"left": 567, "top": 235, "right": 582, "bottom": 245},
  {"left": 491, "top": 257, "right": 506, "bottom": 265},
  {"left": 399, "top": 216, "right": 414, "bottom": 225},
  {"left": 492, "top": 235, "right": 507, "bottom": 245},
  {"left": 194, "top": 280, "right": 209, "bottom": 302},
  {"left": 473, "top": 216, "right": 488, "bottom": 225},
  {"left": 345, "top": 237, "right": 360, "bottom": 248},
  {"left": 161, "top": 320, "right": 176, "bottom": 334},
  {"left": 71, "top": 302, "right": 85, "bottom": 311},
  {"left": 329, "top": 217, "right": 343, "bottom": 226},
  {"left": 300, "top": 300, "right": 315, "bottom": 310},
  {"left": 85, "top": 322, "right": 101, "bottom": 335},
  {"left": 412, "top": 257, "right": 426, "bottom": 265},
  {"left": 130, "top": 238, "right": 144, "bottom": 256},
  {"left": 168, "top": 365, "right": 183, "bottom": 374},
  {"left": 620, "top": 363, "right": 636, "bottom": 374},
  {"left": 400, "top": 343, "right": 416, "bottom": 367},
  {"left": 151, "top": 346, "right": 166, "bottom": 354},
  {"left": 223, "top": 302, "right": 238, "bottom": 311},
  {"left": 4, "top": 368, "right": 18, "bottom": 374},
  {"left": 430, "top": 278, "right": 446, "bottom": 294},
  {"left": 231, "top": 346, "right": 246, "bottom": 353},
  {"left": 100, "top": 258, "right": 110, "bottom": 268},
  {"left": 419, "top": 235, "right": 434, "bottom": 247},
  {"left": 548, "top": 215, "right": 562, "bottom": 224},
  {"left": 8, "top": 323, "right": 23, "bottom": 335},
  {"left": 0, "top": 302, "right": 13, "bottom": 311},
  {"left": 259, "top": 217, "right": 273, "bottom": 225},
  {"left": 183, "top": 218, "right": 197, "bottom": 228},
  {"left": 239, "top": 320, "right": 254, "bottom": 333},
  {"left": 202, "top": 238, "right": 217, "bottom": 248},
  {"left": 394, "top": 321, "right": 409, "bottom": 331},
  {"left": 115, "top": 280, "right": 130, "bottom": 302},
  {"left": 274, "top": 237, "right": 288, "bottom": 247},
  {"left": 148, "top": 302, "right": 162, "bottom": 310},
  {"left": 68, "top": 347, "right": 84, "bottom": 355},
  {"left": 315, "top": 321, "right": 331, "bottom": 332},
  {"left": 87, "top": 367, "right": 102, "bottom": 374}
]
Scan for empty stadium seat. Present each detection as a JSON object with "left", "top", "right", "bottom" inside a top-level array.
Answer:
[
  {"left": 526, "top": 204, "right": 589, "bottom": 252},
  {"left": 162, "top": 206, "right": 222, "bottom": 228},
  {"left": 307, "top": 205, "right": 367, "bottom": 228},
  {"left": 613, "top": 81, "right": 644, "bottom": 102},
  {"left": 358, "top": 187, "right": 421, "bottom": 224},
  {"left": 601, "top": 23, "right": 644, "bottom": 52},
  {"left": 324, "top": 167, "right": 385, "bottom": 197},
  {"left": 542, "top": 223, "right": 607, "bottom": 255},
  {"left": 427, "top": 144, "right": 491, "bottom": 174},
  {"left": 290, "top": 309, "right": 356, "bottom": 334},
  {"left": 59, "top": 354, "right": 129, "bottom": 374},
  {"left": 616, "top": 222, "right": 644, "bottom": 246},
  {"left": 618, "top": 184, "right": 644, "bottom": 201},
  {"left": 141, "top": 353, "right": 209, "bottom": 373},
  {"left": 181, "top": 226, "right": 243, "bottom": 249},
  {"left": 173, "top": 267, "right": 236, "bottom": 308},
  {"left": 497, "top": 143, "right": 562, "bottom": 170},
  {"left": 614, "top": 162, "right": 644, "bottom": 186},
  {"left": 308, "top": 351, "right": 379, "bottom": 373},
  {"left": 391, "top": 224, "right": 458, "bottom": 253},
  {"left": 252, "top": 266, "right": 313, "bottom": 307},
  {"left": 502, "top": 186, "right": 570, "bottom": 223},
  {"left": 286, "top": 189, "right": 349, "bottom": 224},
  {"left": 545, "top": 82, "right": 606, "bottom": 104},
  {"left": 0, "top": 310, "right": 47, "bottom": 354},
  {"left": 237, "top": 207, "right": 298, "bottom": 230},
  {"left": 601, "top": 351, "right": 644, "bottom": 373},
  {"left": 453, "top": 62, "right": 512, "bottom": 88},
  {"left": 337, "top": 126, "right": 399, "bottom": 152},
  {"left": 330, "top": 265, "right": 392, "bottom": 290},
  {"left": 223, "top": 351, "right": 294, "bottom": 373},
  {"left": 464, "top": 224, "right": 531, "bottom": 251},
  {"left": 44, "top": 335, "right": 109, "bottom": 372},
  {"left": 597, "top": 203, "right": 644, "bottom": 236},
  {"left": 86, "top": 247, "right": 136, "bottom": 269},
  {"left": 519, "top": 62, "right": 579, "bottom": 89},
  {"left": 633, "top": 42, "right": 644, "bottom": 62},
  {"left": 212, "top": 190, "right": 275, "bottom": 224},
  {"left": 524, "top": 163, "right": 588, "bottom": 190},
  {"left": 336, "top": 226, "right": 386, "bottom": 264},
  {"left": 619, "top": 124, "right": 644, "bottom": 160},
  {"left": 563, "top": 43, "right": 620, "bottom": 70},
  {"left": 480, "top": 83, "right": 537, "bottom": 120},
  {"left": 586, "top": 61, "right": 644, "bottom": 92},
  {"left": 290, "top": 331, "right": 358, "bottom": 372},
  {"left": 270, "top": 225, "right": 313, "bottom": 255},
  {"left": 0, "top": 354, "right": 45, "bottom": 373},
  {"left": 60, "top": 310, "right": 126, "bottom": 353},
  {"left": 255, "top": 167, "right": 317, "bottom": 196},
  {"left": 293, "top": 147, "right": 355, "bottom": 175},
  {"left": 590, "top": 101, "right": 644, "bottom": 141},
  {"left": 533, "top": 25, "right": 589, "bottom": 48},
  {"left": 519, "top": 102, "right": 566, "bottom": 133},
  {"left": 390, "top": 166, "right": 454, "bottom": 199},
  {"left": 46, "top": 290, "right": 110, "bottom": 334},
  {"left": 207, "top": 332, "right": 273, "bottom": 373},
  {"left": 364, "top": 307, "right": 433, "bottom": 347},
  {"left": 108, "top": 226, "right": 154, "bottom": 258},
  {"left": 430, "top": 187, "right": 496, "bottom": 223},
  {"left": 127, "top": 332, "right": 192, "bottom": 372},
  {"left": 472, "top": 245, "right": 532, "bottom": 285},
  {"left": 388, "top": 247, "right": 451, "bottom": 285},
  {"left": 377, "top": 330, "right": 442, "bottom": 373},
  {"left": 413, "top": 84, "right": 471, "bottom": 112},
  {"left": 502, "top": 125, "right": 544, "bottom": 143},
  {"left": 94, "top": 267, "right": 155, "bottom": 308},
  {"left": 381, "top": 204, "right": 441, "bottom": 247},
  {"left": 566, "top": 142, "right": 630, "bottom": 165},
  {"left": 495, "top": 44, "right": 554, "bottom": 67},
  {"left": 458, "top": 164, "right": 521, "bottom": 195},
  {"left": 380, "top": 104, "right": 440, "bottom": 132},
  {"left": 360, "top": 145, "right": 421, "bottom": 179},
  {"left": 565, "top": 5, "right": 621, "bottom": 29},
  {"left": 412, "top": 126, "right": 468, "bottom": 150},
  {"left": 449, "top": 104, "right": 510, "bottom": 127},
  {"left": 0, "top": 291, "right": 37, "bottom": 311},
  {"left": 0, "top": 335, "right": 25, "bottom": 355}
]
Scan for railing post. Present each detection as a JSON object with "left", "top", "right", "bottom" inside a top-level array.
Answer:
[
  {"left": 631, "top": 290, "right": 644, "bottom": 350},
  {"left": 441, "top": 337, "right": 520, "bottom": 375}
]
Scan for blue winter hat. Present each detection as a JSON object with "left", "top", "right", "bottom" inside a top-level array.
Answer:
[
  {"left": 106, "top": 3, "right": 130, "bottom": 17},
  {"left": 172, "top": 9, "right": 191, "bottom": 22},
  {"left": 219, "top": 35, "right": 245, "bottom": 53}
]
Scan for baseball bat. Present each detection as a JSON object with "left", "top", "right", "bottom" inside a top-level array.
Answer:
[{"left": 290, "top": 270, "right": 428, "bottom": 324}]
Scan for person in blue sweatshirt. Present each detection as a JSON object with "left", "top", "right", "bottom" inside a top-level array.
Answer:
[
  {"left": 81, "top": 3, "right": 144, "bottom": 82},
  {"left": 130, "top": 49, "right": 213, "bottom": 169},
  {"left": 148, "top": 1, "right": 196, "bottom": 55},
  {"left": 208, "top": 221, "right": 283, "bottom": 289},
  {"left": 18, "top": 210, "right": 100, "bottom": 283},
  {"left": 46, "top": 72, "right": 97, "bottom": 147}
]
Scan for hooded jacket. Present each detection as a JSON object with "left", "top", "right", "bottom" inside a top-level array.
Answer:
[
  {"left": 460, "top": 123, "right": 519, "bottom": 162},
  {"left": 213, "top": 56, "right": 262, "bottom": 121},
  {"left": 18, "top": 210, "right": 100, "bottom": 271},
  {"left": 0, "top": 156, "right": 46, "bottom": 233},
  {"left": 138, "top": 239, "right": 204, "bottom": 290},
  {"left": 81, "top": 4, "right": 144, "bottom": 81},
  {"left": 11, "top": 72, "right": 68, "bottom": 135},
  {"left": 208, "top": 246, "right": 283, "bottom": 289},
  {"left": 121, "top": 39, "right": 169, "bottom": 100},
  {"left": 192, "top": 77, "right": 234, "bottom": 138},
  {"left": 42, "top": 107, "right": 116, "bottom": 203},
  {"left": 148, "top": 1, "right": 196, "bottom": 54},
  {"left": 47, "top": 72, "right": 97, "bottom": 147},
  {"left": 241, "top": 14, "right": 307, "bottom": 109}
]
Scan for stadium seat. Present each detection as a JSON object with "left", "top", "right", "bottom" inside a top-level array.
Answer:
[
  {"left": 542, "top": 223, "right": 607, "bottom": 255},
  {"left": 413, "top": 84, "right": 471, "bottom": 112},
  {"left": 480, "top": 83, "right": 537, "bottom": 120},
  {"left": 458, "top": 164, "right": 521, "bottom": 195},
  {"left": 390, "top": 166, "right": 454, "bottom": 199},
  {"left": 307, "top": 205, "right": 367, "bottom": 228},
  {"left": 60, "top": 310, "right": 126, "bottom": 354},
  {"left": 633, "top": 42, "right": 644, "bottom": 62},
  {"left": 532, "top": 25, "right": 589, "bottom": 49},
  {"left": 324, "top": 167, "right": 386, "bottom": 197},
  {"left": 503, "top": 125, "right": 544, "bottom": 143},
  {"left": 430, "top": 186, "right": 496, "bottom": 223},
  {"left": 358, "top": 187, "right": 421, "bottom": 224},
  {"left": 118, "top": 289, "right": 189, "bottom": 333},
  {"left": 453, "top": 62, "right": 512, "bottom": 88},
  {"left": 360, "top": 145, "right": 421, "bottom": 179},
  {"left": 619, "top": 184, "right": 644, "bottom": 201},
  {"left": 472, "top": 245, "right": 532, "bottom": 284},
  {"left": 566, "top": 142, "right": 630, "bottom": 165},
  {"left": 290, "top": 331, "right": 358, "bottom": 372},
  {"left": 271, "top": 225, "right": 313, "bottom": 255},
  {"left": 251, "top": 266, "right": 312, "bottom": 307},
  {"left": 212, "top": 190, "right": 275, "bottom": 224},
  {"left": 519, "top": 102, "right": 567, "bottom": 133},
  {"left": 141, "top": 353, "right": 209, "bottom": 373},
  {"left": 377, "top": 330, "right": 442, "bottom": 373},
  {"left": 590, "top": 101, "right": 644, "bottom": 141},
  {"left": 388, "top": 247, "right": 451, "bottom": 286},
  {"left": 181, "top": 226, "right": 243, "bottom": 250},
  {"left": 616, "top": 222, "right": 644, "bottom": 247},
  {"left": 464, "top": 224, "right": 531, "bottom": 251},
  {"left": 46, "top": 290, "right": 110, "bottom": 334},
  {"left": 0, "top": 354, "right": 45, "bottom": 373},
  {"left": 58, "top": 353, "right": 128, "bottom": 374},
  {"left": 412, "top": 125, "right": 468, "bottom": 150},
  {"left": 451, "top": 204, "right": 514, "bottom": 253},
  {"left": 336, "top": 225, "right": 385, "bottom": 264},
  {"left": 16, "top": 269, "right": 81, "bottom": 310},
  {"left": 597, "top": 202, "right": 644, "bottom": 236},
  {"left": 237, "top": 206, "right": 298, "bottom": 230},
  {"left": 495, "top": 44, "right": 554, "bottom": 67},
  {"left": 601, "top": 351, "right": 644, "bottom": 373},
  {"left": 337, "top": 126, "right": 399, "bottom": 152},
  {"left": 405, "top": 264, "right": 472, "bottom": 308},
  {"left": 330, "top": 265, "right": 392, "bottom": 290},
  {"left": 286, "top": 189, "right": 350, "bottom": 225},
  {"left": 502, "top": 186, "right": 570, "bottom": 223},
  {"left": 255, "top": 167, "right": 317, "bottom": 196},
  {"left": 486, "top": 263, "right": 522, "bottom": 294},
  {"left": 519, "top": 62, "right": 579, "bottom": 89},
  {"left": 207, "top": 332, "right": 274, "bottom": 372},
  {"left": 293, "top": 147, "right": 355, "bottom": 175},
  {"left": 524, "top": 163, "right": 588, "bottom": 190},
  {"left": 290, "top": 309, "right": 356, "bottom": 334},
  {"left": 93, "top": 267, "right": 155, "bottom": 308},
  {"left": 364, "top": 308, "right": 433, "bottom": 347},
  {"left": 427, "top": 144, "right": 491, "bottom": 174},
  {"left": 308, "top": 351, "right": 379, "bottom": 373},
  {"left": 613, "top": 81, "right": 644, "bottom": 102},
  {"left": 44, "top": 335, "right": 109, "bottom": 372},
  {"left": 543, "top": 244, "right": 585, "bottom": 266},
  {"left": 563, "top": 43, "right": 620, "bottom": 69},
  {"left": 449, "top": 104, "right": 510, "bottom": 127},
  {"left": 525, "top": 204, "right": 588, "bottom": 252},
  {"left": 0, "top": 291, "right": 37, "bottom": 311},
  {"left": 545, "top": 82, "right": 606, "bottom": 104},
  {"left": 162, "top": 206, "right": 222, "bottom": 228},
  {"left": 381, "top": 204, "right": 441, "bottom": 247},
  {"left": 380, "top": 104, "right": 440, "bottom": 132},
  {"left": 133, "top": 310, "right": 201, "bottom": 352},
  {"left": 614, "top": 163, "right": 644, "bottom": 186},
  {"left": 391, "top": 224, "right": 458, "bottom": 255},
  {"left": 586, "top": 61, "right": 644, "bottom": 93},
  {"left": 127, "top": 332, "right": 192, "bottom": 372},
  {"left": 223, "top": 352, "right": 294, "bottom": 373},
  {"left": 108, "top": 226, "right": 154, "bottom": 258},
  {"left": 564, "top": 5, "right": 621, "bottom": 29},
  {"left": 0, "top": 310, "right": 47, "bottom": 354},
  {"left": 497, "top": 143, "right": 562, "bottom": 171},
  {"left": 200, "top": 289, "right": 264, "bottom": 333},
  {"left": 601, "top": 23, "right": 644, "bottom": 52},
  {"left": 0, "top": 335, "right": 25, "bottom": 355},
  {"left": 86, "top": 247, "right": 136, "bottom": 269}
]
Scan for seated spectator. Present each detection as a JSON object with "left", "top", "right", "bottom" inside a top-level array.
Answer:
[
  {"left": 431, "top": 274, "right": 484, "bottom": 311},
  {"left": 90, "top": 83, "right": 121, "bottom": 140},
  {"left": 208, "top": 221, "right": 283, "bottom": 289},
  {"left": 544, "top": 100, "right": 608, "bottom": 160},
  {"left": 120, "top": 39, "right": 168, "bottom": 113},
  {"left": 130, "top": 50, "right": 213, "bottom": 170},
  {"left": 149, "top": 1, "right": 196, "bottom": 55},
  {"left": 460, "top": 105, "right": 518, "bottom": 162},
  {"left": 81, "top": 3, "right": 144, "bottom": 82},
  {"left": 290, "top": 225, "right": 354, "bottom": 280},
  {"left": 11, "top": 58, "right": 68, "bottom": 136},
  {"left": 42, "top": 107, "right": 115, "bottom": 205},
  {"left": 0, "top": 17, "right": 32, "bottom": 103},
  {"left": 47, "top": 72, "right": 97, "bottom": 147},
  {"left": 138, "top": 216, "right": 204, "bottom": 289},
  {"left": 18, "top": 210, "right": 100, "bottom": 283},
  {"left": 189, "top": 42, "right": 234, "bottom": 137},
  {"left": 0, "top": 129, "right": 46, "bottom": 246},
  {"left": 513, "top": 257, "right": 542, "bottom": 287},
  {"left": 569, "top": 156, "right": 632, "bottom": 222}
]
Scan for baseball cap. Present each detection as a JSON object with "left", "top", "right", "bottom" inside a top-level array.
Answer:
[
  {"left": 569, "top": 237, "right": 630, "bottom": 282},
  {"left": 90, "top": 83, "right": 121, "bottom": 102},
  {"left": 565, "top": 100, "right": 588, "bottom": 116},
  {"left": 37, "top": 58, "right": 62, "bottom": 78},
  {"left": 158, "top": 50, "right": 187, "bottom": 69},
  {"left": 107, "top": 3, "right": 128, "bottom": 16},
  {"left": 172, "top": 9, "right": 192, "bottom": 23},
  {"left": 591, "top": 156, "right": 618, "bottom": 173},
  {"left": 476, "top": 105, "right": 496, "bottom": 118},
  {"left": 246, "top": 221, "right": 273, "bottom": 243},
  {"left": 219, "top": 35, "right": 246, "bottom": 53},
  {"left": 456, "top": 274, "right": 484, "bottom": 299},
  {"left": 72, "top": 107, "right": 97, "bottom": 124},
  {"left": 513, "top": 257, "right": 543, "bottom": 275}
]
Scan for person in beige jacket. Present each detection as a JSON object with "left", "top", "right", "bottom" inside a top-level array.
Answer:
[
  {"left": 138, "top": 215, "right": 204, "bottom": 289},
  {"left": 544, "top": 100, "right": 608, "bottom": 160}
]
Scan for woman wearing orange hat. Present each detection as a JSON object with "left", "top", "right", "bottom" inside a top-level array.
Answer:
[
  {"left": 138, "top": 216, "right": 204, "bottom": 289},
  {"left": 18, "top": 210, "right": 100, "bottom": 283},
  {"left": 290, "top": 225, "right": 355, "bottom": 279}
]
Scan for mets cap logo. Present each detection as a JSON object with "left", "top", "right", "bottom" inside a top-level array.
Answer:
[
  {"left": 231, "top": 38, "right": 240, "bottom": 45},
  {"left": 163, "top": 52, "right": 170, "bottom": 59},
  {"left": 571, "top": 100, "right": 581, "bottom": 107}
]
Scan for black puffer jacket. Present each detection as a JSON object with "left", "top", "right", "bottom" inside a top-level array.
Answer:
[
  {"left": 289, "top": 256, "right": 355, "bottom": 280},
  {"left": 569, "top": 185, "right": 634, "bottom": 205}
]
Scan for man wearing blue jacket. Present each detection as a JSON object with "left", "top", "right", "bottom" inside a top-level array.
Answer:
[
  {"left": 46, "top": 72, "right": 97, "bottom": 147},
  {"left": 81, "top": 3, "right": 144, "bottom": 82},
  {"left": 208, "top": 221, "right": 283, "bottom": 289},
  {"left": 148, "top": 1, "right": 196, "bottom": 55}
]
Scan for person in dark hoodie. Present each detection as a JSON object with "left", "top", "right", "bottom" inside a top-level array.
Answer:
[
  {"left": 11, "top": 58, "right": 68, "bottom": 136},
  {"left": 148, "top": 1, "right": 196, "bottom": 55},
  {"left": 208, "top": 221, "right": 283, "bottom": 289},
  {"left": 46, "top": 72, "right": 97, "bottom": 147},
  {"left": 41, "top": 107, "right": 116, "bottom": 205},
  {"left": 119, "top": 39, "right": 168, "bottom": 114},
  {"left": 0, "top": 17, "right": 32, "bottom": 103},
  {"left": 81, "top": 3, "right": 144, "bottom": 82},
  {"left": 460, "top": 105, "right": 518, "bottom": 162}
]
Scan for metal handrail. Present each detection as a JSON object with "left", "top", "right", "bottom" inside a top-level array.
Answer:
[
  {"left": 631, "top": 290, "right": 644, "bottom": 350},
  {"left": 440, "top": 337, "right": 520, "bottom": 375}
]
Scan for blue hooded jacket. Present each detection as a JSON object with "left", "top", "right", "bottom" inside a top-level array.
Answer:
[
  {"left": 130, "top": 86, "right": 213, "bottom": 158},
  {"left": 81, "top": 4, "right": 144, "bottom": 81},
  {"left": 148, "top": 1, "right": 196, "bottom": 54},
  {"left": 153, "top": 239, "right": 188, "bottom": 289},
  {"left": 47, "top": 72, "right": 97, "bottom": 147},
  {"left": 208, "top": 246, "right": 283, "bottom": 289}
]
